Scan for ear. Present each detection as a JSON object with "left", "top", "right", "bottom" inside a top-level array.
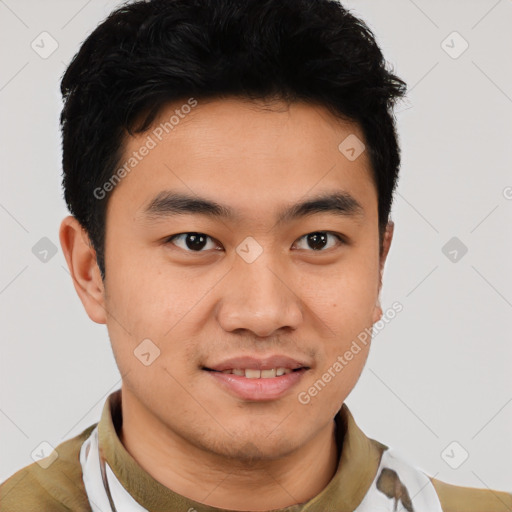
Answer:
[
  {"left": 59, "top": 216, "right": 107, "bottom": 324},
  {"left": 372, "top": 221, "right": 394, "bottom": 324}
]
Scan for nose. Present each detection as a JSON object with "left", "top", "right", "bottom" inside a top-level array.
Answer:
[{"left": 216, "top": 256, "right": 304, "bottom": 338}]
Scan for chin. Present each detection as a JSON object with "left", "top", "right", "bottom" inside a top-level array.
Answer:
[{"left": 226, "top": 429, "right": 299, "bottom": 461}]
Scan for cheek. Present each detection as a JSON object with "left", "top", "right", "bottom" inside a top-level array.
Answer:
[
  {"left": 297, "top": 250, "right": 378, "bottom": 392},
  {"left": 299, "top": 255, "right": 380, "bottom": 327},
  {"left": 103, "top": 245, "right": 217, "bottom": 374},
  {"left": 297, "top": 345, "right": 371, "bottom": 417},
  {"left": 104, "top": 240, "right": 177, "bottom": 322}
]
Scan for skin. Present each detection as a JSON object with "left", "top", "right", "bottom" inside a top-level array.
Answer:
[{"left": 60, "top": 97, "right": 394, "bottom": 511}]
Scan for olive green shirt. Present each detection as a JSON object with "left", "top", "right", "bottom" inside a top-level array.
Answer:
[{"left": 1, "top": 390, "right": 511, "bottom": 511}]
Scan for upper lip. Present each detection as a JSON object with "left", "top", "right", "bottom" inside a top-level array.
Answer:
[{"left": 204, "top": 355, "right": 311, "bottom": 372}]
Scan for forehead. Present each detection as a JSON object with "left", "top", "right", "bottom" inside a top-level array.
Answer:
[{"left": 109, "top": 97, "right": 377, "bottom": 223}]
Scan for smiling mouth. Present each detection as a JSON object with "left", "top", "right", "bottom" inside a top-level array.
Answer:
[{"left": 203, "top": 367, "right": 308, "bottom": 378}]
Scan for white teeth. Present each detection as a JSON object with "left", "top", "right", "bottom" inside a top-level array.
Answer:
[{"left": 217, "top": 367, "right": 295, "bottom": 377}]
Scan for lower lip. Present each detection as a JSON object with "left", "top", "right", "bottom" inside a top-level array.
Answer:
[{"left": 205, "top": 369, "right": 308, "bottom": 401}]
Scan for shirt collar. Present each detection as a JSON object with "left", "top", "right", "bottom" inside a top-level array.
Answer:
[{"left": 98, "top": 389, "right": 386, "bottom": 512}]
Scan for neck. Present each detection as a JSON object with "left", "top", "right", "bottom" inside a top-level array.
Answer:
[{"left": 118, "top": 390, "right": 340, "bottom": 510}]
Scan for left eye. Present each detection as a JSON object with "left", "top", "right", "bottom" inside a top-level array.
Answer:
[
  {"left": 166, "top": 231, "right": 344, "bottom": 253},
  {"left": 293, "top": 232, "right": 344, "bottom": 251}
]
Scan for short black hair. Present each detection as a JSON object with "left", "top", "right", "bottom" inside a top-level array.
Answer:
[{"left": 60, "top": 0, "right": 407, "bottom": 279}]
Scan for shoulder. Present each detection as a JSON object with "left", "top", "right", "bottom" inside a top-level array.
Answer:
[
  {"left": 431, "top": 476, "right": 512, "bottom": 512},
  {"left": 357, "top": 446, "right": 512, "bottom": 512},
  {"left": 0, "top": 424, "right": 96, "bottom": 512}
]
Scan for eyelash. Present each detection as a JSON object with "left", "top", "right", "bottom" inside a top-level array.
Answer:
[{"left": 164, "top": 231, "right": 347, "bottom": 253}]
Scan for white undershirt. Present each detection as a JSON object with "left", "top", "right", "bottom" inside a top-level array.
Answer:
[{"left": 79, "top": 425, "right": 444, "bottom": 512}]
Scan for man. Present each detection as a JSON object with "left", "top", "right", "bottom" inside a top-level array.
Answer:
[{"left": 1, "top": 0, "right": 510, "bottom": 510}]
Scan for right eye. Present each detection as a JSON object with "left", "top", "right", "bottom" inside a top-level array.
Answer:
[{"left": 164, "top": 232, "right": 222, "bottom": 253}]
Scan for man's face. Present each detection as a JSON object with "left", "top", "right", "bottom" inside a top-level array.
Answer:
[{"left": 100, "top": 98, "right": 389, "bottom": 461}]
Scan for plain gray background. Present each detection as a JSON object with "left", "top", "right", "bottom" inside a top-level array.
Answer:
[{"left": 1, "top": 0, "right": 511, "bottom": 493}]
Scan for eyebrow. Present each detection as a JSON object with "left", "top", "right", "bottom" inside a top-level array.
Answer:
[{"left": 141, "top": 190, "right": 364, "bottom": 225}]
